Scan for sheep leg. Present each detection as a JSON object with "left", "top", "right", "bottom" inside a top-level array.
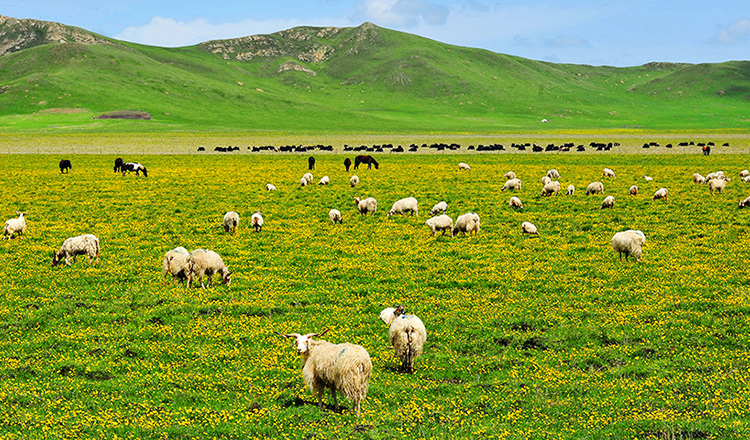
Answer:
[
  {"left": 331, "top": 389, "right": 339, "bottom": 412},
  {"left": 200, "top": 276, "right": 206, "bottom": 289}
]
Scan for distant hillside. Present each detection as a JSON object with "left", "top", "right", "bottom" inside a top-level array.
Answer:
[{"left": 0, "top": 15, "right": 748, "bottom": 133}]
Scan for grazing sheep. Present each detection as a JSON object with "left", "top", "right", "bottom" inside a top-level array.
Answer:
[
  {"left": 162, "top": 247, "right": 189, "bottom": 284},
  {"left": 743, "top": 176, "right": 750, "bottom": 183},
  {"left": 540, "top": 181, "right": 560, "bottom": 197},
  {"left": 186, "top": 249, "right": 231, "bottom": 288},
  {"left": 277, "top": 329, "right": 372, "bottom": 416},
  {"left": 329, "top": 209, "right": 343, "bottom": 224},
  {"left": 652, "top": 188, "right": 668, "bottom": 200},
  {"left": 222, "top": 211, "right": 239, "bottom": 233},
  {"left": 566, "top": 185, "right": 575, "bottom": 195},
  {"left": 586, "top": 181, "right": 605, "bottom": 196},
  {"left": 3, "top": 211, "right": 26, "bottom": 239},
  {"left": 453, "top": 212, "right": 480, "bottom": 236},
  {"left": 541, "top": 175, "right": 552, "bottom": 186},
  {"left": 52, "top": 234, "right": 99, "bottom": 266},
  {"left": 521, "top": 221, "right": 538, "bottom": 235},
  {"left": 388, "top": 197, "right": 418, "bottom": 217},
  {"left": 629, "top": 185, "right": 639, "bottom": 196},
  {"left": 741, "top": 170, "right": 750, "bottom": 178},
  {"left": 318, "top": 175, "right": 330, "bottom": 185},
  {"left": 429, "top": 201, "right": 447, "bottom": 216},
  {"left": 425, "top": 214, "right": 453, "bottom": 237},
  {"left": 709, "top": 178, "right": 726, "bottom": 194},
  {"left": 503, "top": 171, "right": 516, "bottom": 180},
  {"left": 303, "top": 173, "right": 314, "bottom": 184},
  {"left": 350, "top": 175, "right": 360, "bottom": 188},
  {"left": 611, "top": 230, "right": 646, "bottom": 262},
  {"left": 643, "top": 175, "right": 654, "bottom": 181},
  {"left": 738, "top": 196, "right": 750, "bottom": 209},
  {"left": 458, "top": 162, "right": 471, "bottom": 170},
  {"left": 601, "top": 195, "right": 615, "bottom": 209},
  {"left": 547, "top": 169, "right": 560, "bottom": 179},
  {"left": 251, "top": 212, "right": 264, "bottom": 232},
  {"left": 603, "top": 168, "right": 616, "bottom": 179},
  {"left": 266, "top": 183, "right": 277, "bottom": 191},
  {"left": 59, "top": 159, "right": 72, "bottom": 174},
  {"left": 509, "top": 196, "right": 523, "bottom": 209},
  {"left": 693, "top": 173, "right": 706, "bottom": 184},
  {"left": 501, "top": 178, "right": 522, "bottom": 192},
  {"left": 300, "top": 178, "right": 308, "bottom": 187},
  {"left": 379, "top": 305, "right": 427, "bottom": 373},
  {"left": 707, "top": 171, "right": 730, "bottom": 182},
  {"left": 354, "top": 197, "right": 377, "bottom": 215}
]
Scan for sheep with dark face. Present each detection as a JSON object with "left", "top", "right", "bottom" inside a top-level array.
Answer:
[{"left": 251, "top": 212, "right": 264, "bottom": 232}]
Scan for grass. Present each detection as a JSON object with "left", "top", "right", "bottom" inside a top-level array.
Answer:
[{"left": 1, "top": 152, "right": 750, "bottom": 439}]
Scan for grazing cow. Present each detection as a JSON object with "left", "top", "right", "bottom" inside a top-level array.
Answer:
[
  {"left": 344, "top": 158, "right": 352, "bottom": 171},
  {"left": 308, "top": 156, "right": 316, "bottom": 170},
  {"left": 121, "top": 162, "right": 148, "bottom": 177},
  {"left": 114, "top": 157, "right": 124, "bottom": 173},
  {"left": 354, "top": 155, "right": 379, "bottom": 170},
  {"left": 59, "top": 159, "right": 72, "bottom": 174}
]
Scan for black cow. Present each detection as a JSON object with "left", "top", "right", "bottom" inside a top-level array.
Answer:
[
  {"left": 308, "top": 156, "right": 316, "bottom": 170},
  {"left": 344, "top": 158, "right": 352, "bottom": 171},
  {"left": 59, "top": 159, "right": 72, "bottom": 174},
  {"left": 354, "top": 155, "right": 379, "bottom": 170},
  {"left": 114, "top": 157, "right": 124, "bottom": 173}
]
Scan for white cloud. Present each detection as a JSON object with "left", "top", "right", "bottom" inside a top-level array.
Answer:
[
  {"left": 354, "top": 0, "right": 449, "bottom": 27},
  {"left": 715, "top": 18, "right": 750, "bottom": 44}
]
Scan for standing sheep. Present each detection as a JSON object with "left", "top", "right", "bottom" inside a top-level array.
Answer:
[
  {"left": 709, "top": 179, "right": 726, "bottom": 194},
  {"left": 318, "top": 175, "right": 330, "bottom": 185},
  {"left": 586, "top": 181, "right": 605, "bottom": 195},
  {"left": 603, "top": 168, "right": 616, "bottom": 179},
  {"left": 425, "top": 215, "right": 453, "bottom": 237},
  {"left": 350, "top": 175, "right": 360, "bottom": 188},
  {"left": 541, "top": 175, "right": 552, "bottom": 186},
  {"left": 354, "top": 197, "right": 377, "bottom": 215},
  {"left": 501, "top": 178, "right": 522, "bottom": 192},
  {"left": 693, "top": 173, "right": 706, "bottom": 184},
  {"left": 277, "top": 329, "right": 372, "bottom": 416},
  {"left": 509, "top": 196, "right": 523, "bottom": 209},
  {"left": 329, "top": 209, "right": 343, "bottom": 224},
  {"left": 540, "top": 181, "right": 560, "bottom": 197},
  {"left": 453, "top": 213, "right": 480, "bottom": 236},
  {"left": 303, "top": 173, "right": 314, "bottom": 184},
  {"left": 379, "top": 305, "right": 427, "bottom": 374},
  {"left": 162, "top": 247, "right": 189, "bottom": 284},
  {"left": 388, "top": 197, "right": 418, "bottom": 217},
  {"left": 458, "top": 162, "right": 471, "bottom": 171},
  {"left": 547, "top": 169, "right": 560, "bottom": 179},
  {"left": 222, "top": 211, "right": 240, "bottom": 233},
  {"left": 629, "top": 185, "right": 639, "bottom": 196},
  {"left": 521, "top": 221, "right": 538, "bottom": 235},
  {"left": 185, "top": 249, "right": 231, "bottom": 288},
  {"left": 652, "top": 188, "right": 668, "bottom": 200},
  {"left": 52, "top": 234, "right": 99, "bottom": 266},
  {"left": 611, "top": 230, "right": 646, "bottom": 262},
  {"left": 266, "top": 183, "right": 277, "bottom": 191},
  {"left": 566, "top": 185, "right": 575, "bottom": 195},
  {"left": 738, "top": 196, "right": 750, "bottom": 209},
  {"left": 3, "top": 211, "right": 26, "bottom": 239},
  {"left": 429, "top": 201, "right": 447, "bottom": 215},
  {"left": 741, "top": 170, "right": 750, "bottom": 178},
  {"left": 251, "top": 212, "right": 264, "bottom": 232},
  {"left": 300, "top": 178, "right": 308, "bottom": 187},
  {"left": 601, "top": 195, "right": 615, "bottom": 209},
  {"left": 503, "top": 171, "right": 516, "bottom": 180}
]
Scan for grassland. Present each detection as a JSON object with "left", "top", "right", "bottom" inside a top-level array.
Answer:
[{"left": 1, "top": 151, "right": 750, "bottom": 439}]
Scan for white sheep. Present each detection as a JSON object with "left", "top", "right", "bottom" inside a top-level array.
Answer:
[
  {"left": 611, "top": 230, "right": 646, "bottom": 262},
  {"left": 503, "top": 171, "right": 516, "bottom": 180},
  {"left": 603, "top": 168, "right": 616, "bottom": 179},
  {"left": 350, "top": 175, "right": 360, "bottom": 188},
  {"left": 521, "top": 221, "right": 538, "bottom": 235},
  {"left": 266, "top": 183, "right": 277, "bottom": 191},
  {"left": 547, "top": 169, "right": 560, "bottom": 179},
  {"left": 329, "top": 209, "right": 343, "bottom": 224},
  {"left": 303, "top": 173, "right": 314, "bottom": 184},
  {"left": 52, "top": 234, "right": 99, "bottom": 266},
  {"left": 566, "top": 185, "right": 575, "bottom": 195},
  {"left": 541, "top": 175, "right": 552, "bottom": 186},
  {"left": 643, "top": 175, "right": 654, "bottom": 181},
  {"left": 222, "top": 211, "right": 239, "bottom": 233},
  {"left": 743, "top": 176, "right": 750, "bottom": 183},
  {"left": 318, "top": 176, "right": 330, "bottom": 185},
  {"left": 693, "top": 173, "right": 706, "bottom": 184},
  {"left": 429, "top": 201, "right": 447, "bottom": 215},
  {"left": 277, "top": 329, "right": 372, "bottom": 416},
  {"left": 629, "top": 185, "right": 639, "bottom": 196},
  {"left": 540, "top": 181, "right": 560, "bottom": 197},
  {"left": 300, "top": 178, "right": 308, "bottom": 187},
  {"left": 453, "top": 212, "right": 480, "bottom": 236},
  {"left": 3, "top": 211, "right": 26, "bottom": 239},
  {"left": 509, "top": 196, "right": 523, "bottom": 209},
  {"left": 741, "top": 170, "right": 750, "bottom": 178},
  {"left": 709, "top": 178, "right": 726, "bottom": 194},
  {"left": 601, "top": 195, "right": 615, "bottom": 209},
  {"left": 501, "top": 178, "right": 522, "bottom": 192},
  {"left": 652, "top": 188, "right": 668, "bottom": 200},
  {"left": 379, "top": 305, "right": 427, "bottom": 374},
  {"left": 162, "top": 246, "right": 189, "bottom": 284},
  {"left": 458, "top": 162, "right": 471, "bottom": 170},
  {"left": 586, "top": 181, "right": 604, "bottom": 195},
  {"left": 251, "top": 211, "right": 264, "bottom": 232},
  {"left": 738, "top": 196, "right": 750, "bottom": 209},
  {"left": 354, "top": 197, "right": 377, "bottom": 215},
  {"left": 388, "top": 197, "right": 418, "bottom": 216},
  {"left": 186, "top": 249, "right": 231, "bottom": 288},
  {"left": 425, "top": 215, "right": 453, "bottom": 237}
]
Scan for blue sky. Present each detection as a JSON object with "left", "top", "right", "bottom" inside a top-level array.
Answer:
[{"left": 3, "top": 0, "right": 750, "bottom": 66}]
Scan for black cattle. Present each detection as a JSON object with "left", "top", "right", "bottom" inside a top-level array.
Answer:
[
  {"left": 122, "top": 162, "right": 148, "bottom": 177},
  {"left": 59, "top": 159, "right": 72, "bottom": 174},
  {"left": 197, "top": 147, "right": 205, "bottom": 151},
  {"left": 114, "top": 157, "right": 124, "bottom": 173},
  {"left": 344, "top": 158, "right": 352, "bottom": 171},
  {"left": 308, "top": 156, "right": 316, "bottom": 170},
  {"left": 354, "top": 155, "right": 379, "bottom": 170}
]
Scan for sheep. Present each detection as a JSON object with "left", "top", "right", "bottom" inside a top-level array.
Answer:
[
  {"left": 266, "top": 183, "right": 277, "bottom": 191},
  {"left": 629, "top": 185, "right": 639, "bottom": 196},
  {"left": 738, "top": 196, "right": 750, "bottom": 209},
  {"left": 318, "top": 176, "right": 330, "bottom": 185},
  {"left": 458, "top": 162, "right": 471, "bottom": 171},
  {"left": 453, "top": 212, "right": 480, "bottom": 236},
  {"left": 350, "top": 175, "right": 360, "bottom": 188},
  {"left": 603, "top": 168, "right": 616, "bottom": 179},
  {"left": 693, "top": 173, "right": 706, "bottom": 184},
  {"left": 541, "top": 175, "right": 552, "bottom": 186},
  {"left": 521, "top": 221, "right": 538, "bottom": 235},
  {"left": 222, "top": 211, "right": 240, "bottom": 233},
  {"left": 300, "top": 178, "right": 308, "bottom": 187},
  {"left": 251, "top": 211, "right": 264, "bottom": 232},
  {"left": 540, "top": 181, "right": 560, "bottom": 197},
  {"left": 652, "top": 188, "right": 668, "bottom": 200},
  {"left": 586, "top": 181, "right": 604, "bottom": 196},
  {"left": 185, "top": 249, "right": 231, "bottom": 288},
  {"left": 509, "top": 196, "right": 523, "bottom": 209},
  {"left": 52, "top": 234, "right": 99, "bottom": 266},
  {"left": 743, "top": 176, "right": 750, "bottom": 183},
  {"left": 503, "top": 171, "right": 516, "bottom": 180},
  {"left": 611, "top": 230, "right": 646, "bottom": 262},
  {"left": 425, "top": 214, "right": 453, "bottom": 237},
  {"left": 379, "top": 305, "right": 427, "bottom": 373},
  {"left": 162, "top": 246, "right": 189, "bottom": 284},
  {"left": 741, "top": 170, "right": 750, "bottom": 178},
  {"left": 277, "top": 329, "right": 372, "bottom": 416},
  {"left": 354, "top": 197, "right": 377, "bottom": 215},
  {"left": 707, "top": 171, "right": 730, "bottom": 182},
  {"left": 429, "top": 201, "right": 447, "bottom": 216},
  {"left": 501, "top": 178, "right": 522, "bottom": 192},
  {"left": 566, "top": 185, "right": 575, "bottom": 195},
  {"left": 388, "top": 197, "right": 418, "bottom": 217},
  {"left": 708, "top": 178, "right": 726, "bottom": 194},
  {"left": 3, "top": 211, "right": 26, "bottom": 239},
  {"left": 601, "top": 195, "right": 615, "bottom": 209},
  {"left": 547, "top": 169, "right": 560, "bottom": 179},
  {"left": 303, "top": 173, "right": 314, "bottom": 184},
  {"left": 329, "top": 209, "right": 343, "bottom": 224},
  {"left": 643, "top": 175, "right": 654, "bottom": 181}
]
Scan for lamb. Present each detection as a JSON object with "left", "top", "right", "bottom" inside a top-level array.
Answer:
[
  {"left": 329, "top": 209, "right": 343, "bottom": 224},
  {"left": 603, "top": 168, "right": 616, "bottom": 179},
  {"left": 601, "top": 195, "right": 615, "bottom": 209},
  {"left": 547, "top": 169, "right": 560, "bottom": 179},
  {"left": 222, "top": 211, "right": 239, "bottom": 233},
  {"left": 453, "top": 212, "right": 480, "bottom": 236},
  {"left": 738, "top": 196, "right": 750, "bottom": 209},
  {"left": 458, "top": 162, "right": 471, "bottom": 170},
  {"left": 303, "top": 173, "right": 314, "bottom": 184},
  {"left": 709, "top": 178, "right": 726, "bottom": 194},
  {"left": 52, "top": 234, "right": 99, "bottom": 266},
  {"left": 277, "top": 329, "right": 372, "bottom": 416},
  {"left": 611, "top": 230, "right": 646, "bottom": 262},
  {"left": 429, "top": 201, "right": 447, "bottom": 215},
  {"left": 300, "top": 178, "right": 308, "bottom": 187},
  {"left": 586, "top": 181, "right": 604, "bottom": 195},
  {"left": 318, "top": 176, "right": 330, "bottom": 185},
  {"left": 652, "top": 188, "right": 668, "bottom": 200},
  {"left": 162, "top": 246, "right": 189, "bottom": 284},
  {"left": 521, "top": 221, "right": 538, "bottom": 235},
  {"left": 509, "top": 196, "right": 523, "bottom": 209},
  {"left": 503, "top": 171, "right": 516, "bottom": 180},
  {"left": 3, "top": 211, "right": 26, "bottom": 239},
  {"left": 693, "top": 173, "right": 706, "bottom": 184},
  {"left": 350, "top": 175, "right": 360, "bottom": 188},
  {"left": 541, "top": 175, "right": 552, "bottom": 186},
  {"left": 185, "top": 249, "right": 231, "bottom": 288},
  {"left": 379, "top": 305, "right": 427, "bottom": 373},
  {"left": 251, "top": 212, "right": 264, "bottom": 232},
  {"left": 388, "top": 197, "right": 418, "bottom": 216},
  {"left": 540, "top": 181, "right": 560, "bottom": 197},
  {"left": 266, "top": 183, "right": 277, "bottom": 191},
  {"left": 643, "top": 175, "right": 654, "bottom": 181},
  {"left": 629, "top": 185, "right": 639, "bottom": 196},
  {"left": 425, "top": 214, "right": 453, "bottom": 237},
  {"left": 501, "top": 178, "right": 522, "bottom": 192},
  {"left": 566, "top": 185, "right": 575, "bottom": 195},
  {"left": 354, "top": 197, "right": 377, "bottom": 215}
]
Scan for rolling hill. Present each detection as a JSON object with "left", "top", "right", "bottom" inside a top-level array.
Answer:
[{"left": 0, "top": 15, "right": 748, "bottom": 133}]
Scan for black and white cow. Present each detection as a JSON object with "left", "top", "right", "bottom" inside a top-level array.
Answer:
[{"left": 121, "top": 162, "right": 148, "bottom": 177}]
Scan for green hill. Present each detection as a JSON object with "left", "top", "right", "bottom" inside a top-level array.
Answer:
[{"left": 0, "top": 15, "right": 748, "bottom": 133}]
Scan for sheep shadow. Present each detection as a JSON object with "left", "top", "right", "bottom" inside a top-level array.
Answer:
[{"left": 282, "top": 396, "right": 351, "bottom": 414}]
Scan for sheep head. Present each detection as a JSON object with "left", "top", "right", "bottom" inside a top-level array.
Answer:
[
  {"left": 51, "top": 251, "right": 62, "bottom": 266},
  {"left": 277, "top": 329, "right": 330, "bottom": 355}
]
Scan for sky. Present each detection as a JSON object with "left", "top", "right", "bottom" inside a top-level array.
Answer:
[{"left": 2, "top": 0, "right": 750, "bottom": 67}]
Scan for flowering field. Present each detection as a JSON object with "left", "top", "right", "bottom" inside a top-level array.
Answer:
[{"left": 1, "top": 153, "right": 749, "bottom": 439}]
